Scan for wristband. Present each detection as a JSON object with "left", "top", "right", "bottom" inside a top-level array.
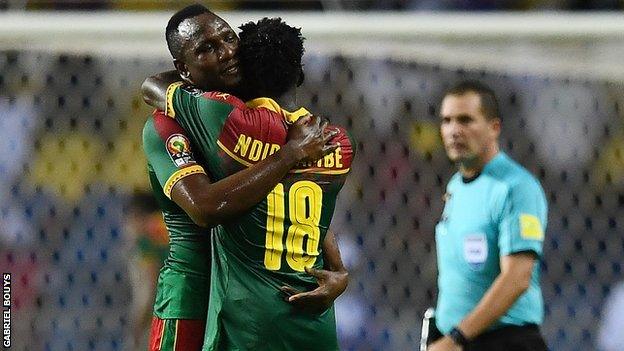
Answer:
[{"left": 449, "top": 327, "right": 469, "bottom": 347}]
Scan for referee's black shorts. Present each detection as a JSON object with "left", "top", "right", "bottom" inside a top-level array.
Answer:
[{"left": 466, "top": 324, "right": 547, "bottom": 351}]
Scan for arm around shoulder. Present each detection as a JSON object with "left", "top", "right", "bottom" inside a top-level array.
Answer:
[
  {"left": 169, "top": 143, "right": 304, "bottom": 228},
  {"left": 141, "top": 70, "right": 182, "bottom": 111}
]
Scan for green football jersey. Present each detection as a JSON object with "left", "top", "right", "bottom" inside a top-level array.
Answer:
[
  {"left": 142, "top": 111, "right": 212, "bottom": 320},
  {"left": 164, "top": 82, "right": 356, "bottom": 350}
]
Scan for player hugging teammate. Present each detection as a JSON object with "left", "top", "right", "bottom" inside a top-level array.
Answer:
[{"left": 141, "top": 5, "right": 353, "bottom": 351}]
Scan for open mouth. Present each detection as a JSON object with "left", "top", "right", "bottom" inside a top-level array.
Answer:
[{"left": 222, "top": 61, "right": 240, "bottom": 76}]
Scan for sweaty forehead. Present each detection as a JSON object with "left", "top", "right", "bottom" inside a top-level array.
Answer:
[{"left": 177, "top": 18, "right": 202, "bottom": 40}]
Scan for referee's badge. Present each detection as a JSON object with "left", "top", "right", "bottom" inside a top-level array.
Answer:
[
  {"left": 464, "top": 233, "right": 488, "bottom": 270},
  {"left": 520, "top": 214, "right": 544, "bottom": 240}
]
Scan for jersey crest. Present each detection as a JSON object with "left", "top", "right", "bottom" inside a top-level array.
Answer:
[{"left": 166, "top": 134, "right": 195, "bottom": 167}]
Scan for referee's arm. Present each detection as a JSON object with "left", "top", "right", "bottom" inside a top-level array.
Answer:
[
  {"left": 429, "top": 253, "right": 536, "bottom": 351},
  {"left": 455, "top": 251, "right": 536, "bottom": 339},
  {"left": 452, "top": 178, "right": 546, "bottom": 341}
]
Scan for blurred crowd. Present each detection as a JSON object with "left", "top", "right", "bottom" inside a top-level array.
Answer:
[{"left": 0, "top": 0, "right": 622, "bottom": 11}]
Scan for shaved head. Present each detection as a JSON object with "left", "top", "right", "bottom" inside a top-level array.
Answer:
[
  {"left": 166, "top": 4, "right": 213, "bottom": 60},
  {"left": 165, "top": 5, "right": 241, "bottom": 91}
]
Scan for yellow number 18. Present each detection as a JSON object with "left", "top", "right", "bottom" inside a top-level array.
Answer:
[{"left": 264, "top": 181, "right": 323, "bottom": 272}]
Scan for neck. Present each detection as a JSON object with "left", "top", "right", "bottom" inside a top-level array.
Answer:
[{"left": 459, "top": 144, "right": 500, "bottom": 178}]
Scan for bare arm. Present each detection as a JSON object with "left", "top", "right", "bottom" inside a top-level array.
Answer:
[
  {"left": 457, "top": 252, "right": 535, "bottom": 337},
  {"left": 171, "top": 115, "right": 337, "bottom": 228},
  {"left": 141, "top": 70, "right": 181, "bottom": 111},
  {"left": 322, "top": 230, "right": 348, "bottom": 274},
  {"left": 143, "top": 72, "right": 337, "bottom": 228},
  {"left": 171, "top": 142, "right": 300, "bottom": 228},
  {"left": 280, "top": 230, "right": 349, "bottom": 313},
  {"left": 429, "top": 252, "right": 536, "bottom": 350}
]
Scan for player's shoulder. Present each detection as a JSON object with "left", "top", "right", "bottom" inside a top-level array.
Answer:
[
  {"left": 169, "top": 81, "right": 246, "bottom": 109},
  {"left": 241, "top": 98, "right": 303, "bottom": 128},
  {"left": 330, "top": 124, "right": 356, "bottom": 170},
  {"left": 331, "top": 124, "right": 356, "bottom": 158},
  {"left": 175, "top": 83, "right": 245, "bottom": 107},
  {"left": 152, "top": 110, "right": 186, "bottom": 134},
  {"left": 143, "top": 110, "right": 191, "bottom": 146},
  {"left": 238, "top": 101, "right": 286, "bottom": 129},
  {"left": 201, "top": 91, "right": 247, "bottom": 109},
  {"left": 292, "top": 123, "right": 355, "bottom": 176},
  {"left": 143, "top": 111, "right": 161, "bottom": 140},
  {"left": 332, "top": 125, "right": 354, "bottom": 145}
]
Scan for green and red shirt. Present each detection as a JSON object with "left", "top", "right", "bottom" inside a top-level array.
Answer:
[
  {"left": 142, "top": 111, "right": 212, "bottom": 320},
  {"left": 164, "top": 82, "right": 356, "bottom": 350}
]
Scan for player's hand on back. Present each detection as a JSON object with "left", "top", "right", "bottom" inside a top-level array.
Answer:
[
  {"left": 285, "top": 114, "right": 338, "bottom": 162},
  {"left": 279, "top": 266, "right": 348, "bottom": 314}
]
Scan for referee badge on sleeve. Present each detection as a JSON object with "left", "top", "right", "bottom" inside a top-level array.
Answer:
[{"left": 520, "top": 214, "right": 544, "bottom": 240}]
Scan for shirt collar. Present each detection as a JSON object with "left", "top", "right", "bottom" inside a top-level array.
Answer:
[
  {"left": 459, "top": 152, "right": 505, "bottom": 182},
  {"left": 245, "top": 97, "right": 310, "bottom": 124}
]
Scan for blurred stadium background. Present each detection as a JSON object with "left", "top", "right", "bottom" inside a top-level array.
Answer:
[{"left": 1, "top": 1, "right": 624, "bottom": 351}]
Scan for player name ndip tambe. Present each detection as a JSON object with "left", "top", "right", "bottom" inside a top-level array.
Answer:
[{"left": 233, "top": 133, "right": 344, "bottom": 169}]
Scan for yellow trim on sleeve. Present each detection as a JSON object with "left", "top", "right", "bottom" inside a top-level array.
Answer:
[
  {"left": 165, "top": 81, "right": 184, "bottom": 118},
  {"left": 163, "top": 164, "right": 206, "bottom": 198},
  {"left": 285, "top": 107, "right": 311, "bottom": 124},
  {"left": 245, "top": 97, "right": 310, "bottom": 123},
  {"left": 245, "top": 97, "right": 280, "bottom": 113}
]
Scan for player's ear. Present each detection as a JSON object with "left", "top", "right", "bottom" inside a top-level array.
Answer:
[{"left": 173, "top": 59, "right": 192, "bottom": 82}]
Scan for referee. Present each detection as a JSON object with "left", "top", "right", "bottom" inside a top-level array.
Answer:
[{"left": 428, "top": 81, "right": 548, "bottom": 351}]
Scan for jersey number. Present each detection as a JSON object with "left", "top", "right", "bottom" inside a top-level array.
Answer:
[{"left": 264, "top": 181, "right": 322, "bottom": 272}]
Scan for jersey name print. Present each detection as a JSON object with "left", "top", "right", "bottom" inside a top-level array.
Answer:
[
  {"left": 165, "top": 82, "right": 356, "bottom": 351},
  {"left": 216, "top": 108, "right": 352, "bottom": 175}
]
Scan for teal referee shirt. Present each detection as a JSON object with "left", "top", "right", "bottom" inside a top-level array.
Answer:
[{"left": 435, "top": 152, "right": 547, "bottom": 334}]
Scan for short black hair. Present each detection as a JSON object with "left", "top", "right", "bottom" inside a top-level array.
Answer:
[
  {"left": 238, "top": 17, "right": 305, "bottom": 99},
  {"left": 166, "top": 4, "right": 212, "bottom": 60},
  {"left": 444, "top": 80, "right": 501, "bottom": 120}
]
